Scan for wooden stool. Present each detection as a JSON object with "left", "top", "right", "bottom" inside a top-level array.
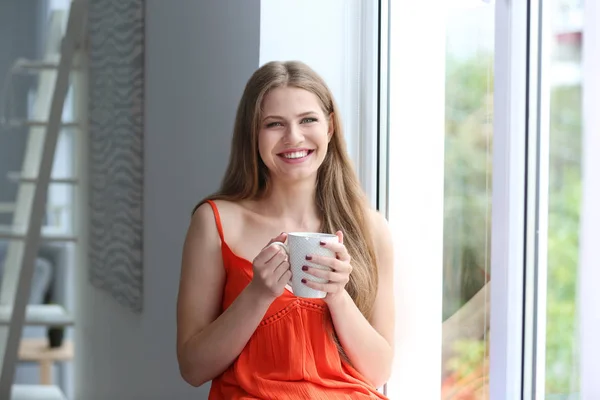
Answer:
[{"left": 18, "top": 338, "right": 74, "bottom": 385}]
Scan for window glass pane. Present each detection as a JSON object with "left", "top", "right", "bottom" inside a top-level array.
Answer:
[
  {"left": 545, "top": 0, "right": 583, "bottom": 397},
  {"left": 442, "top": 3, "right": 494, "bottom": 399},
  {"left": 384, "top": 1, "right": 495, "bottom": 397}
]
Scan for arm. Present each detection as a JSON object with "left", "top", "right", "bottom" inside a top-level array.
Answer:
[
  {"left": 329, "top": 211, "right": 395, "bottom": 387},
  {"left": 304, "top": 211, "right": 395, "bottom": 388},
  {"left": 176, "top": 203, "right": 288, "bottom": 387}
]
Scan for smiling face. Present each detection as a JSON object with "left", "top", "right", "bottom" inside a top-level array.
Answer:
[{"left": 258, "top": 86, "right": 333, "bottom": 185}]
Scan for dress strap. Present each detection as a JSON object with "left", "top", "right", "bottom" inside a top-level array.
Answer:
[{"left": 205, "top": 200, "right": 225, "bottom": 243}]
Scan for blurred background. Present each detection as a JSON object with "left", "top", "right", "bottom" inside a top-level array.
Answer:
[{"left": 0, "top": 1, "right": 596, "bottom": 399}]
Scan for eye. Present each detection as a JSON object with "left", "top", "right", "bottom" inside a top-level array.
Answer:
[
  {"left": 266, "top": 121, "right": 283, "bottom": 128},
  {"left": 301, "top": 117, "right": 317, "bottom": 124}
]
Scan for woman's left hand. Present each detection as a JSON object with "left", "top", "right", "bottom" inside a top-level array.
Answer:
[{"left": 302, "top": 230, "right": 352, "bottom": 304}]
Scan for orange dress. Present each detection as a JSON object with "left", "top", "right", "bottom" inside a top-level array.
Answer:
[{"left": 206, "top": 200, "right": 388, "bottom": 400}]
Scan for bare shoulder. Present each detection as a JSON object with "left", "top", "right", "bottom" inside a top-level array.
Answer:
[
  {"left": 189, "top": 201, "right": 218, "bottom": 234},
  {"left": 366, "top": 208, "right": 390, "bottom": 234},
  {"left": 208, "top": 199, "right": 243, "bottom": 214},
  {"left": 192, "top": 199, "right": 240, "bottom": 223},
  {"left": 201, "top": 199, "right": 249, "bottom": 243},
  {"left": 365, "top": 208, "right": 393, "bottom": 271},
  {"left": 192, "top": 199, "right": 246, "bottom": 233}
]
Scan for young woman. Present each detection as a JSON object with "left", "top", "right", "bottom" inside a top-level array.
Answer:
[{"left": 176, "top": 61, "right": 395, "bottom": 399}]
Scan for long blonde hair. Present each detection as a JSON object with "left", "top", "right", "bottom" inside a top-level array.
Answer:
[{"left": 194, "top": 61, "right": 379, "bottom": 321}]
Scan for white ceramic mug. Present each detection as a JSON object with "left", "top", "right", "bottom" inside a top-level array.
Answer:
[{"left": 272, "top": 232, "right": 339, "bottom": 298}]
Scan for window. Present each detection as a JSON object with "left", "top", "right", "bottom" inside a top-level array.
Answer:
[
  {"left": 382, "top": 0, "right": 599, "bottom": 398},
  {"left": 384, "top": 1, "right": 494, "bottom": 398}
]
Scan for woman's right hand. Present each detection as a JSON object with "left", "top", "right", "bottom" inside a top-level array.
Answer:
[{"left": 248, "top": 233, "right": 291, "bottom": 301}]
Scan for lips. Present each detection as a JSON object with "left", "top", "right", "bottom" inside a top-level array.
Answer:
[{"left": 277, "top": 149, "right": 315, "bottom": 160}]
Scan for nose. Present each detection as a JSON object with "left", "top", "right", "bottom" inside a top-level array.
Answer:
[{"left": 283, "top": 123, "right": 303, "bottom": 145}]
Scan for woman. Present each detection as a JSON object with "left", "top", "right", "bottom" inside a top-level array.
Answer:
[{"left": 176, "top": 61, "right": 395, "bottom": 399}]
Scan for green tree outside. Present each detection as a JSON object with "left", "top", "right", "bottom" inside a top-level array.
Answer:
[{"left": 442, "top": 55, "right": 581, "bottom": 398}]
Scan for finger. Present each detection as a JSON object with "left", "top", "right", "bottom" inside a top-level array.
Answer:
[
  {"left": 267, "top": 249, "right": 288, "bottom": 268},
  {"left": 336, "top": 230, "right": 343, "bottom": 244},
  {"left": 267, "top": 232, "right": 288, "bottom": 246},
  {"left": 302, "top": 266, "right": 346, "bottom": 283},
  {"left": 254, "top": 244, "right": 285, "bottom": 265},
  {"left": 259, "top": 233, "right": 288, "bottom": 263},
  {"left": 277, "top": 269, "right": 292, "bottom": 286},
  {"left": 318, "top": 240, "right": 350, "bottom": 261},
  {"left": 273, "top": 259, "right": 290, "bottom": 280},
  {"left": 301, "top": 278, "right": 339, "bottom": 293},
  {"left": 256, "top": 257, "right": 287, "bottom": 287},
  {"left": 305, "top": 254, "right": 349, "bottom": 272}
]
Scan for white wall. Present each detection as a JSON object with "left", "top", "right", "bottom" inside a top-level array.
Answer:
[{"left": 74, "top": 1, "right": 261, "bottom": 398}]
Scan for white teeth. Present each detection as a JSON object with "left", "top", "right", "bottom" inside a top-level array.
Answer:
[{"left": 282, "top": 150, "right": 309, "bottom": 159}]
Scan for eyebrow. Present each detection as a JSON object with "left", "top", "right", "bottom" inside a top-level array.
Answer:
[{"left": 263, "top": 111, "right": 319, "bottom": 121}]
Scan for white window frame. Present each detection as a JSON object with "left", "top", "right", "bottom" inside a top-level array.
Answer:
[
  {"left": 356, "top": 0, "right": 382, "bottom": 209},
  {"left": 488, "top": 0, "right": 528, "bottom": 397},
  {"left": 579, "top": 0, "right": 600, "bottom": 397},
  {"left": 489, "top": 0, "right": 543, "bottom": 398},
  {"left": 523, "top": 0, "right": 553, "bottom": 398}
]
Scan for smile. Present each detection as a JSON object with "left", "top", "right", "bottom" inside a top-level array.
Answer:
[{"left": 278, "top": 149, "right": 314, "bottom": 160}]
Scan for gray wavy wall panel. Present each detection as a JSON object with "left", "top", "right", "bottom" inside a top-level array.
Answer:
[{"left": 88, "top": 0, "right": 144, "bottom": 313}]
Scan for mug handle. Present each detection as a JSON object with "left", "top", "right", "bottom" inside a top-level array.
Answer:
[{"left": 269, "top": 241, "right": 293, "bottom": 289}]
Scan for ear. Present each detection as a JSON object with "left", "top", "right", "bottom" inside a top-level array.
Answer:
[{"left": 327, "top": 112, "right": 334, "bottom": 142}]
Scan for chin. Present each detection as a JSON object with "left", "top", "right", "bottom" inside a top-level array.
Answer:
[{"left": 274, "top": 171, "right": 318, "bottom": 185}]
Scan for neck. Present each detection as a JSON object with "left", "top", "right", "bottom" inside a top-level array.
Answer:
[{"left": 259, "top": 178, "right": 320, "bottom": 230}]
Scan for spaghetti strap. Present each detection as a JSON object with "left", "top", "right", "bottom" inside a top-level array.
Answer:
[{"left": 205, "top": 200, "right": 225, "bottom": 242}]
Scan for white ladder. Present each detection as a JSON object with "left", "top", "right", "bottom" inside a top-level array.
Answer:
[{"left": 0, "top": 1, "right": 87, "bottom": 399}]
